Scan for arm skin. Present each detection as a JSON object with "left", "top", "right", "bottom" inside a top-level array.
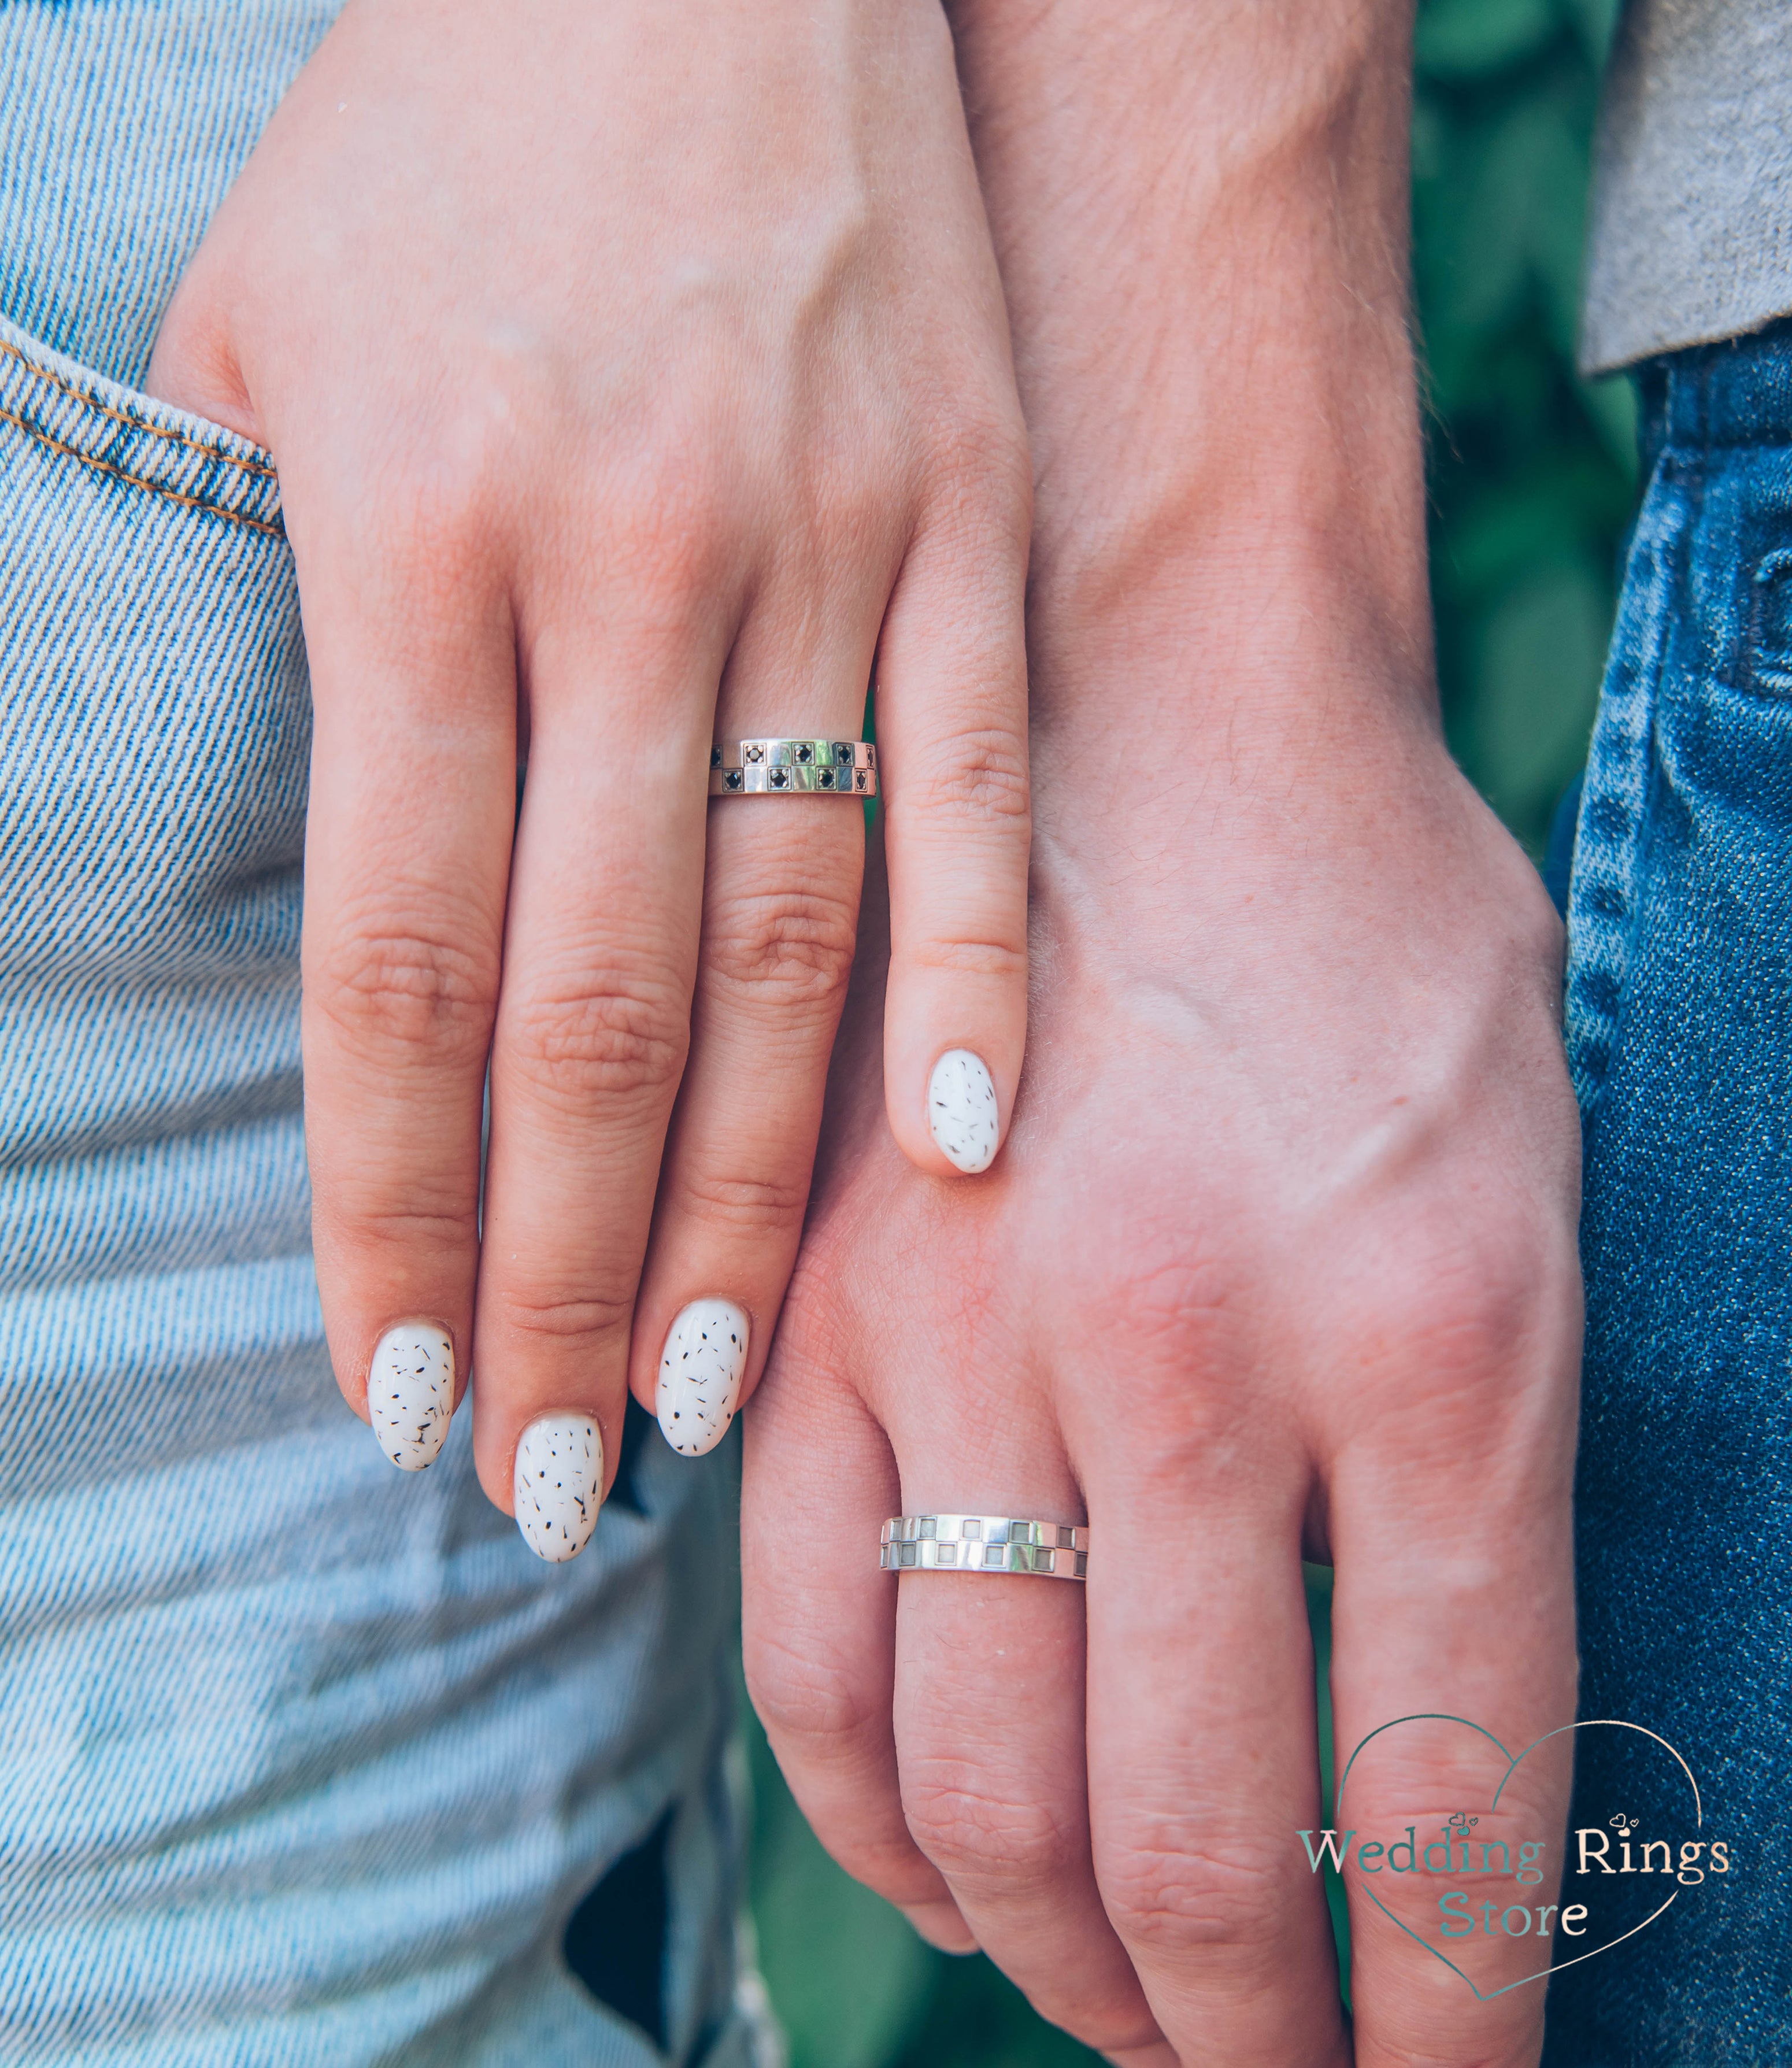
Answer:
[{"left": 741, "top": 3, "right": 1582, "bottom": 2062}]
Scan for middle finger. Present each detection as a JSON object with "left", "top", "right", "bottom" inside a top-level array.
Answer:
[
  {"left": 472, "top": 609, "right": 712, "bottom": 1554},
  {"left": 628, "top": 579, "right": 878, "bottom": 1451}
]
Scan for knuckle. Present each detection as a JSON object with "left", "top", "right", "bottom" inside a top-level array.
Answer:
[
  {"left": 1057, "top": 1999, "right": 1170, "bottom": 2059},
  {"left": 594, "top": 397, "right": 747, "bottom": 612},
  {"left": 1360, "top": 2045, "right": 1515, "bottom": 2068},
  {"left": 499, "top": 1278, "right": 635, "bottom": 1348},
  {"left": 754, "top": 1251, "right": 860, "bottom": 1397},
  {"left": 675, "top": 1162, "right": 810, "bottom": 1240},
  {"left": 1098, "top": 1834, "right": 1292, "bottom": 1965},
  {"left": 321, "top": 1197, "right": 475, "bottom": 1257},
  {"left": 704, "top": 881, "right": 860, "bottom": 1015},
  {"left": 362, "top": 411, "right": 519, "bottom": 584},
  {"left": 505, "top": 972, "right": 688, "bottom": 1109},
  {"left": 925, "top": 405, "right": 1033, "bottom": 535},
  {"left": 743, "top": 1629, "right": 881, "bottom": 1756},
  {"left": 901, "top": 1766, "right": 1082, "bottom": 1895},
  {"left": 1349, "top": 1215, "right": 1559, "bottom": 1420},
  {"left": 899, "top": 930, "right": 1028, "bottom": 986},
  {"left": 312, "top": 1191, "right": 481, "bottom": 1300},
  {"left": 1088, "top": 1237, "right": 1247, "bottom": 1389},
  {"left": 598, "top": 481, "right": 734, "bottom": 618},
  {"left": 742, "top": 1636, "right": 938, "bottom": 1904},
  {"left": 312, "top": 920, "right": 498, "bottom": 1064},
  {"left": 894, "top": 719, "right": 1031, "bottom": 830}
]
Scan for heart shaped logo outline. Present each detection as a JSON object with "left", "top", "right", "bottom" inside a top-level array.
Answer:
[{"left": 1333, "top": 1714, "right": 1701, "bottom": 2000}]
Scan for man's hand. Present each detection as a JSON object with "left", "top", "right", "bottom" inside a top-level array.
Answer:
[
  {"left": 743, "top": 0, "right": 1582, "bottom": 2059},
  {"left": 144, "top": 0, "right": 1031, "bottom": 1545}
]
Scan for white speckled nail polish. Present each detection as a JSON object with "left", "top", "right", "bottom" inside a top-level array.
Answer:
[
  {"left": 928, "top": 1049, "right": 1001, "bottom": 1173},
  {"left": 513, "top": 1414, "right": 603, "bottom": 1563},
  {"left": 657, "top": 1299, "right": 749, "bottom": 1457},
  {"left": 368, "top": 1322, "right": 455, "bottom": 1470}
]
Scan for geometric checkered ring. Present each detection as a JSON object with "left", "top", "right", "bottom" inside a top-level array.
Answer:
[
  {"left": 709, "top": 738, "right": 878, "bottom": 797},
  {"left": 879, "top": 1514, "right": 1088, "bottom": 1581}
]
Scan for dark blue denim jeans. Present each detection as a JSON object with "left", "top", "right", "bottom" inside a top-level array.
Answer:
[{"left": 1542, "top": 320, "right": 1792, "bottom": 2064}]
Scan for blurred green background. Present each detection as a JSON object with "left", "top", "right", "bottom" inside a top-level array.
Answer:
[{"left": 747, "top": 0, "right": 1639, "bottom": 2058}]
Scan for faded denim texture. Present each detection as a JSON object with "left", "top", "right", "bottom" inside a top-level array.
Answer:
[
  {"left": 0, "top": 8, "right": 750, "bottom": 2063},
  {"left": 1546, "top": 321, "right": 1792, "bottom": 2062}
]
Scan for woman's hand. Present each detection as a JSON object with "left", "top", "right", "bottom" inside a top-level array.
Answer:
[{"left": 145, "top": 0, "right": 1030, "bottom": 1552}]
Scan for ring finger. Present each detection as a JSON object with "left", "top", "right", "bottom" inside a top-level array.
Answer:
[
  {"left": 625, "top": 539, "right": 892, "bottom": 1445},
  {"left": 885, "top": 1393, "right": 1168, "bottom": 2058},
  {"left": 628, "top": 708, "right": 871, "bottom": 1451}
]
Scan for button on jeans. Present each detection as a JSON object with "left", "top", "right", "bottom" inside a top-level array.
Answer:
[{"left": 1544, "top": 319, "right": 1792, "bottom": 2064}]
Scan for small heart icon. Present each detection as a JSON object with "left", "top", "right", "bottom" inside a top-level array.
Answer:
[{"left": 1331, "top": 1715, "right": 1704, "bottom": 2000}]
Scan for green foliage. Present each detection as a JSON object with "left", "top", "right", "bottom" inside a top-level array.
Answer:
[
  {"left": 1415, "top": 0, "right": 1636, "bottom": 852},
  {"left": 747, "top": 3, "right": 1638, "bottom": 2059},
  {"left": 745, "top": 1693, "right": 1106, "bottom": 2068}
]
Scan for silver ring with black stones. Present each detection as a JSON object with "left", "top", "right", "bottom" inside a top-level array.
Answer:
[{"left": 709, "top": 738, "right": 878, "bottom": 797}]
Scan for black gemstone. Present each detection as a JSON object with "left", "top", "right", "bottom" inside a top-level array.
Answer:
[
  {"left": 709, "top": 746, "right": 722, "bottom": 768},
  {"left": 797, "top": 743, "right": 813, "bottom": 763},
  {"left": 819, "top": 768, "right": 834, "bottom": 787},
  {"left": 771, "top": 768, "right": 788, "bottom": 788},
  {"left": 725, "top": 770, "right": 742, "bottom": 790},
  {"left": 835, "top": 742, "right": 852, "bottom": 764}
]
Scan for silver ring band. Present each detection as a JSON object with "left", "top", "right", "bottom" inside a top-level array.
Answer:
[
  {"left": 880, "top": 1514, "right": 1088, "bottom": 1581},
  {"left": 709, "top": 738, "right": 878, "bottom": 797}
]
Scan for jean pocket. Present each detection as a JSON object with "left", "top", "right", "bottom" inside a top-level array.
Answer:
[
  {"left": 0, "top": 316, "right": 283, "bottom": 540},
  {"left": 0, "top": 315, "right": 308, "bottom": 1166},
  {"left": 1745, "top": 548, "right": 1792, "bottom": 697}
]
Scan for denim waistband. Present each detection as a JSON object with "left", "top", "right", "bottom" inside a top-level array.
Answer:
[{"left": 1639, "top": 313, "right": 1792, "bottom": 468}]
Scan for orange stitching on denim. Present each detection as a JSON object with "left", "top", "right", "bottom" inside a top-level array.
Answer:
[
  {"left": 0, "top": 405, "right": 286, "bottom": 541},
  {"left": 0, "top": 337, "right": 279, "bottom": 480}
]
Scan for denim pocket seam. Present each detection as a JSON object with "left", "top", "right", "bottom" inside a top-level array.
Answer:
[
  {"left": 0, "top": 402, "right": 286, "bottom": 541},
  {"left": 0, "top": 336, "right": 277, "bottom": 480},
  {"left": 1564, "top": 466, "right": 1690, "bottom": 1124},
  {"left": 0, "top": 322, "right": 284, "bottom": 537}
]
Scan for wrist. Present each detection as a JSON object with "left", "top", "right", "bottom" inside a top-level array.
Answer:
[{"left": 956, "top": 0, "right": 1433, "bottom": 756}]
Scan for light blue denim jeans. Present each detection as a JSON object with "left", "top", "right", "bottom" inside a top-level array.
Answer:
[{"left": 0, "top": 8, "right": 752, "bottom": 2062}]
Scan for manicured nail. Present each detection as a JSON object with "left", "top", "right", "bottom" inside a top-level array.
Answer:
[
  {"left": 657, "top": 1298, "right": 750, "bottom": 1457},
  {"left": 513, "top": 1414, "right": 603, "bottom": 1563},
  {"left": 927, "top": 1049, "right": 1001, "bottom": 1173},
  {"left": 368, "top": 1322, "right": 455, "bottom": 1470}
]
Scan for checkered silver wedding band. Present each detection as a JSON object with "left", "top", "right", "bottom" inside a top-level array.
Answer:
[
  {"left": 709, "top": 738, "right": 878, "bottom": 796},
  {"left": 880, "top": 1515, "right": 1088, "bottom": 1581}
]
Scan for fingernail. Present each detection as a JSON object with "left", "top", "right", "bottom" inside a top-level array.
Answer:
[
  {"left": 657, "top": 1298, "right": 750, "bottom": 1457},
  {"left": 513, "top": 1414, "right": 603, "bottom": 1563},
  {"left": 927, "top": 1049, "right": 1001, "bottom": 1173},
  {"left": 368, "top": 1322, "right": 455, "bottom": 1470}
]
